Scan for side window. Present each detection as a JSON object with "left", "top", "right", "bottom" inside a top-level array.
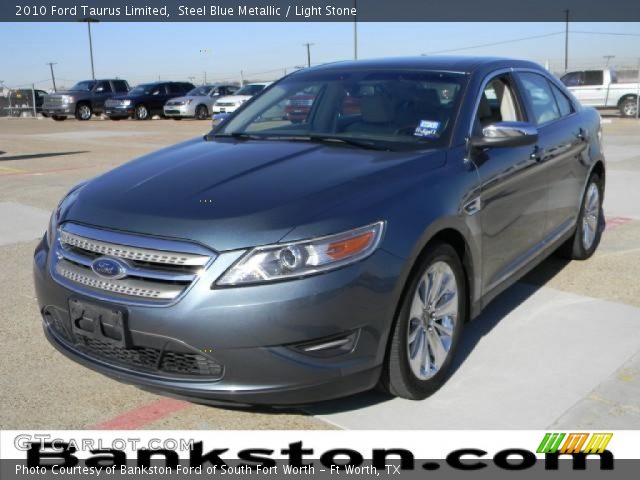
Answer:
[
  {"left": 151, "top": 85, "right": 164, "bottom": 95},
  {"left": 518, "top": 72, "right": 560, "bottom": 125},
  {"left": 113, "top": 81, "right": 129, "bottom": 92},
  {"left": 561, "top": 72, "right": 583, "bottom": 87},
  {"left": 95, "top": 81, "right": 112, "bottom": 93},
  {"left": 583, "top": 70, "right": 604, "bottom": 86},
  {"left": 549, "top": 82, "right": 574, "bottom": 117},
  {"left": 167, "top": 84, "right": 182, "bottom": 94},
  {"left": 228, "top": 86, "right": 239, "bottom": 94},
  {"left": 475, "top": 74, "right": 522, "bottom": 132}
]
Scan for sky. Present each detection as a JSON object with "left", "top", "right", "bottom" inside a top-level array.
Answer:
[{"left": 0, "top": 22, "right": 638, "bottom": 89}]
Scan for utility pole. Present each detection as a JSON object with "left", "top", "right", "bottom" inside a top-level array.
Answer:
[
  {"left": 240, "top": 70, "right": 244, "bottom": 86},
  {"left": 47, "top": 62, "right": 57, "bottom": 92},
  {"left": 80, "top": 17, "right": 98, "bottom": 79},
  {"left": 564, "top": 9, "right": 569, "bottom": 72},
  {"left": 353, "top": 0, "right": 358, "bottom": 60},
  {"left": 303, "top": 42, "right": 314, "bottom": 68},
  {"left": 603, "top": 55, "right": 615, "bottom": 66},
  {"left": 204, "top": 71, "right": 207, "bottom": 84}
]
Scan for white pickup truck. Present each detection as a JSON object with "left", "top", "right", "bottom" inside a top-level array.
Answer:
[{"left": 560, "top": 68, "right": 639, "bottom": 117}]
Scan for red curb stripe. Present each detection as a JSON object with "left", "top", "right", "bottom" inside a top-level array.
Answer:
[
  {"left": 90, "top": 399, "right": 191, "bottom": 430},
  {"left": 606, "top": 216, "right": 633, "bottom": 231}
]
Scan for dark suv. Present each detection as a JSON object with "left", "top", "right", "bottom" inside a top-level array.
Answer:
[
  {"left": 104, "top": 82, "right": 195, "bottom": 120},
  {"left": 42, "top": 79, "right": 130, "bottom": 121}
]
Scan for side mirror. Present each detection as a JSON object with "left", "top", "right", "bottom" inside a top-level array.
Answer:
[{"left": 470, "top": 121, "right": 538, "bottom": 148}]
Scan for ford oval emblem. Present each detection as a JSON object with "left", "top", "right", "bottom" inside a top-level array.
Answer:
[{"left": 91, "top": 257, "right": 128, "bottom": 280}]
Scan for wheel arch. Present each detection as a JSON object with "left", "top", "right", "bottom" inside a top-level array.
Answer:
[{"left": 617, "top": 93, "right": 638, "bottom": 107}]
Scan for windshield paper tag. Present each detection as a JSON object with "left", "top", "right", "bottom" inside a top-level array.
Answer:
[{"left": 414, "top": 120, "right": 440, "bottom": 138}]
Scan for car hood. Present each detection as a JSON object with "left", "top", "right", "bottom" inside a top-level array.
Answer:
[
  {"left": 63, "top": 137, "right": 445, "bottom": 251},
  {"left": 216, "top": 95, "right": 252, "bottom": 103},
  {"left": 167, "top": 95, "right": 207, "bottom": 103},
  {"left": 46, "top": 91, "right": 83, "bottom": 97}
]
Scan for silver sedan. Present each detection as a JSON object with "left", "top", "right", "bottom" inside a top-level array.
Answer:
[{"left": 163, "top": 84, "right": 239, "bottom": 120}]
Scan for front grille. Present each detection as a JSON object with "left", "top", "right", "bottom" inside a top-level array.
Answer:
[
  {"left": 216, "top": 102, "right": 236, "bottom": 107},
  {"left": 43, "top": 96, "right": 63, "bottom": 107},
  {"left": 77, "top": 336, "right": 223, "bottom": 378},
  {"left": 52, "top": 223, "right": 215, "bottom": 304}
]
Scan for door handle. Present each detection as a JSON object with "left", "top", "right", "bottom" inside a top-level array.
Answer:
[
  {"left": 576, "top": 128, "right": 588, "bottom": 142},
  {"left": 530, "top": 145, "right": 542, "bottom": 163}
]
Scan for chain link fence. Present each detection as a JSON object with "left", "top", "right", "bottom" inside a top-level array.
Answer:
[{"left": 0, "top": 84, "right": 49, "bottom": 118}]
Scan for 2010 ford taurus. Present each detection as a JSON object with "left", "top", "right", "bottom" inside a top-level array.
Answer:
[{"left": 34, "top": 57, "right": 605, "bottom": 405}]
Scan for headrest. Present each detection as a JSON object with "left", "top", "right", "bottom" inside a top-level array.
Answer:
[
  {"left": 359, "top": 95, "right": 395, "bottom": 124},
  {"left": 478, "top": 94, "right": 492, "bottom": 120}
]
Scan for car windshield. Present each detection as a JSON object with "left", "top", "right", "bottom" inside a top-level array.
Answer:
[
  {"left": 69, "top": 81, "right": 96, "bottom": 92},
  {"left": 187, "top": 86, "right": 213, "bottom": 96},
  {"left": 129, "top": 84, "right": 156, "bottom": 95},
  {"left": 214, "top": 70, "right": 467, "bottom": 149},
  {"left": 236, "top": 84, "right": 266, "bottom": 96}
]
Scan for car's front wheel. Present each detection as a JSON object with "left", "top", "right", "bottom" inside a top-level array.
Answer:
[
  {"left": 75, "top": 103, "right": 92, "bottom": 121},
  {"left": 195, "top": 105, "right": 209, "bottom": 120},
  {"left": 135, "top": 104, "right": 149, "bottom": 120},
  {"left": 381, "top": 243, "right": 466, "bottom": 400}
]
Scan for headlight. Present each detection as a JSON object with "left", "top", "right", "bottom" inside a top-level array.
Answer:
[
  {"left": 61, "top": 95, "right": 73, "bottom": 104},
  {"left": 217, "top": 221, "right": 385, "bottom": 286},
  {"left": 122, "top": 99, "right": 131, "bottom": 106},
  {"left": 47, "top": 181, "right": 88, "bottom": 245}
]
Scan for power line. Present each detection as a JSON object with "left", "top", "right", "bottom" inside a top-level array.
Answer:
[{"left": 421, "top": 32, "right": 564, "bottom": 55}]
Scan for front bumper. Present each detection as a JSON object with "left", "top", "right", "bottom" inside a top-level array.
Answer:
[
  {"left": 34, "top": 234, "right": 403, "bottom": 405},
  {"left": 104, "top": 105, "right": 134, "bottom": 118},
  {"left": 163, "top": 104, "right": 195, "bottom": 118},
  {"left": 43, "top": 106, "right": 74, "bottom": 116},
  {"left": 212, "top": 105, "right": 240, "bottom": 114}
]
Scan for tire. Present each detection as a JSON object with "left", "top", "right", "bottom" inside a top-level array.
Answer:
[
  {"left": 173, "top": 117, "right": 182, "bottom": 121},
  {"left": 380, "top": 243, "right": 466, "bottom": 400},
  {"left": 75, "top": 103, "right": 92, "bottom": 121},
  {"left": 195, "top": 105, "right": 209, "bottom": 120},
  {"left": 134, "top": 104, "right": 149, "bottom": 120},
  {"left": 619, "top": 97, "right": 638, "bottom": 118},
  {"left": 557, "top": 174, "right": 603, "bottom": 260},
  {"left": 52, "top": 115, "right": 66, "bottom": 121}
]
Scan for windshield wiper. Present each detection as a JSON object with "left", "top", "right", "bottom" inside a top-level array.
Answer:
[{"left": 208, "top": 132, "right": 391, "bottom": 151}]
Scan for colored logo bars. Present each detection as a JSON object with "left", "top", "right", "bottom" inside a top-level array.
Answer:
[{"left": 537, "top": 433, "right": 613, "bottom": 454}]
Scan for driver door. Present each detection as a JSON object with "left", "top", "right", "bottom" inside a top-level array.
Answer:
[{"left": 470, "top": 73, "right": 550, "bottom": 295}]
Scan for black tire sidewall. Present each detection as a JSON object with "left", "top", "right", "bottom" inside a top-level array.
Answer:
[
  {"left": 385, "top": 243, "right": 466, "bottom": 399},
  {"left": 196, "top": 105, "right": 208, "bottom": 120}
]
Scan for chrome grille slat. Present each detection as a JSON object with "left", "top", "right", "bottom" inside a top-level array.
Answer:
[
  {"left": 56, "top": 259, "right": 182, "bottom": 300},
  {"left": 59, "top": 230, "right": 209, "bottom": 266},
  {"left": 58, "top": 247, "right": 197, "bottom": 282},
  {"left": 51, "top": 224, "right": 216, "bottom": 305}
]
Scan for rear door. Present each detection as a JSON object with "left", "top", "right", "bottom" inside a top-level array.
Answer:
[
  {"left": 92, "top": 81, "right": 113, "bottom": 111},
  {"left": 149, "top": 83, "right": 170, "bottom": 111},
  {"left": 471, "top": 72, "right": 550, "bottom": 294},
  {"left": 515, "top": 71, "right": 586, "bottom": 239}
]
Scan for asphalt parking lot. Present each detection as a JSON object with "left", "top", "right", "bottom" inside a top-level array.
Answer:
[{"left": 1, "top": 115, "right": 639, "bottom": 430}]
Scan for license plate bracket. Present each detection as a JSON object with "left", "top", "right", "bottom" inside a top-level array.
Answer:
[{"left": 68, "top": 298, "right": 130, "bottom": 347}]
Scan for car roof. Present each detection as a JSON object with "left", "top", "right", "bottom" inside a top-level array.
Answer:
[{"left": 295, "top": 56, "right": 544, "bottom": 75}]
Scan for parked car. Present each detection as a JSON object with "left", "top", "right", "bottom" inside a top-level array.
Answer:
[
  {"left": 35, "top": 57, "right": 605, "bottom": 405},
  {"left": 211, "top": 82, "right": 271, "bottom": 114},
  {"left": 104, "top": 81, "right": 195, "bottom": 120},
  {"left": 163, "top": 84, "right": 239, "bottom": 120},
  {"left": 284, "top": 87, "right": 361, "bottom": 123},
  {"left": 560, "top": 68, "right": 640, "bottom": 117},
  {"left": 42, "top": 79, "right": 130, "bottom": 121}
]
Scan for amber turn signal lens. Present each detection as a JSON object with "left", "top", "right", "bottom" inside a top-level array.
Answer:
[{"left": 326, "top": 231, "right": 374, "bottom": 260}]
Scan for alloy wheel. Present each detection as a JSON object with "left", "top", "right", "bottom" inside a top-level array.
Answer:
[
  {"left": 623, "top": 102, "right": 637, "bottom": 117},
  {"left": 78, "top": 104, "right": 91, "bottom": 120},
  {"left": 581, "top": 182, "right": 600, "bottom": 251},
  {"left": 136, "top": 105, "right": 148, "bottom": 120},
  {"left": 406, "top": 261, "right": 458, "bottom": 380}
]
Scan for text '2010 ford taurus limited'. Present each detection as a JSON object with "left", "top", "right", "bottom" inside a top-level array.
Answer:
[{"left": 34, "top": 57, "right": 605, "bottom": 405}]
